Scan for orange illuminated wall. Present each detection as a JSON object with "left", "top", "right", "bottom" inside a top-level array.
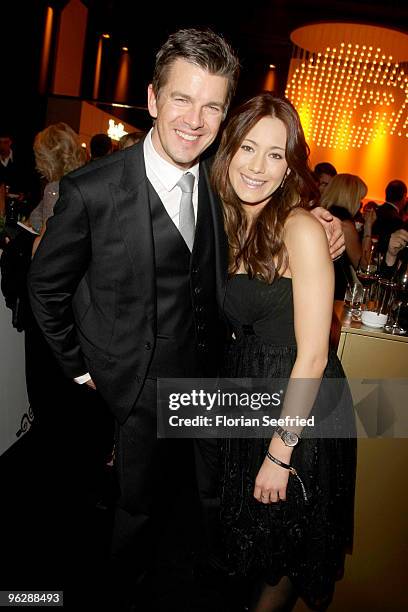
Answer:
[
  {"left": 287, "top": 23, "right": 408, "bottom": 200},
  {"left": 53, "top": 0, "right": 88, "bottom": 97},
  {"left": 115, "top": 50, "right": 131, "bottom": 102},
  {"left": 39, "top": 7, "right": 54, "bottom": 94},
  {"left": 79, "top": 102, "right": 138, "bottom": 148},
  {"left": 263, "top": 66, "right": 276, "bottom": 92},
  {"left": 308, "top": 130, "right": 408, "bottom": 202}
]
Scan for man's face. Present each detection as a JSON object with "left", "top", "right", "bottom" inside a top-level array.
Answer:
[
  {"left": 318, "top": 172, "right": 332, "bottom": 194},
  {"left": 148, "top": 58, "right": 229, "bottom": 169},
  {"left": 0, "top": 137, "right": 12, "bottom": 157}
]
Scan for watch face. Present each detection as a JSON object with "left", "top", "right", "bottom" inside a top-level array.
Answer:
[{"left": 284, "top": 431, "right": 299, "bottom": 446}]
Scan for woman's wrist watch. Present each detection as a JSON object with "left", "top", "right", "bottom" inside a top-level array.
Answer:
[{"left": 275, "top": 426, "right": 300, "bottom": 447}]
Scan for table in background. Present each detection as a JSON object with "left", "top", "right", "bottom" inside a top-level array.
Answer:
[{"left": 296, "top": 301, "right": 408, "bottom": 611}]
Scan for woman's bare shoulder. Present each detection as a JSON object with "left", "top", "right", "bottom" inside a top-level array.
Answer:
[{"left": 285, "top": 207, "right": 324, "bottom": 239}]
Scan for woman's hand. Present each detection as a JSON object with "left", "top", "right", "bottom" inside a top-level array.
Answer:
[
  {"left": 363, "top": 208, "right": 376, "bottom": 231},
  {"left": 254, "top": 456, "right": 290, "bottom": 504}
]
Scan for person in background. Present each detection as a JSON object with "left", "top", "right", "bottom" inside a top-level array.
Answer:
[
  {"left": 372, "top": 179, "right": 407, "bottom": 252},
  {"left": 320, "top": 173, "right": 370, "bottom": 298},
  {"left": 90, "top": 132, "right": 113, "bottom": 160},
  {"left": 1, "top": 120, "right": 112, "bottom": 513},
  {"left": 0, "top": 217, "right": 38, "bottom": 331},
  {"left": 0, "top": 183, "right": 5, "bottom": 218},
  {"left": 380, "top": 227, "right": 408, "bottom": 277},
  {"left": 211, "top": 93, "right": 356, "bottom": 612},
  {"left": 314, "top": 161, "right": 337, "bottom": 195},
  {"left": 29, "top": 122, "right": 86, "bottom": 237},
  {"left": 402, "top": 199, "right": 408, "bottom": 224},
  {"left": 0, "top": 130, "right": 22, "bottom": 194},
  {"left": 0, "top": 129, "right": 38, "bottom": 215},
  {"left": 362, "top": 200, "right": 378, "bottom": 213},
  {"left": 354, "top": 200, "right": 377, "bottom": 235},
  {"left": 118, "top": 131, "right": 146, "bottom": 150},
  {"left": 24, "top": 122, "right": 113, "bottom": 596}
]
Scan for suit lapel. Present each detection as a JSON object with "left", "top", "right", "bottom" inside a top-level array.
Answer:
[
  {"left": 109, "top": 141, "right": 156, "bottom": 325},
  {"left": 200, "top": 161, "right": 228, "bottom": 308}
]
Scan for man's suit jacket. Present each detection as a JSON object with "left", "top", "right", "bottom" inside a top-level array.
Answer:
[
  {"left": 28, "top": 141, "right": 228, "bottom": 423},
  {"left": 372, "top": 202, "right": 404, "bottom": 251}
]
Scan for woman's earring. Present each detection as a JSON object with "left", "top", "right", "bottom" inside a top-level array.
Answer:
[{"left": 278, "top": 170, "right": 289, "bottom": 192}]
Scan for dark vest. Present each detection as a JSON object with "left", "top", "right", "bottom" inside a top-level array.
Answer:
[{"left": 147, "top": 178, "right": 220, "bottom": 378}]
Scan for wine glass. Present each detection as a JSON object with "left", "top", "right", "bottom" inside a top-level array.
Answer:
[
  {"left": 344, "top": 282, "right": 364, "bottom": 320},
  {"left": 356, "top": 238, "right": 383, "bottom": 309},
  {"left": 384, "top": 257, "right": 408, "bottom": 335},
  {"left": 356, "top": 262, "right": 378, "bottom": 310}
]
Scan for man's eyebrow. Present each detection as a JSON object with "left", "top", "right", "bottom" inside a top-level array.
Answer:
[
  {"left": 171, "top": 91, "right": 191, "bottom": 99},
  {"left": 206, "top": 101, "right": 225, "bottom": 108},
  {"left": 243, "top": 138, "right": 285, "bottom": 151},
  {"left": 170, "top": 92, "right": 225, "bottom": 108}
]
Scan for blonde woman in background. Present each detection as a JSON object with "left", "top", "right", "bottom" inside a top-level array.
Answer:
[
  {"left": 319, "top": 173, "right": 369, "bottom": 268},
  {"left": 29, "top": 123, "right": 86, "bottom": 248},
  {"left": 320, "top": 173, "right": 373, "bottom": 298}
]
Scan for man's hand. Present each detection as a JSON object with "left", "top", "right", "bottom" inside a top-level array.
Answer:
[
  {"left": 310, "top": 206, "right": 345, "bottom": 260},
  {"left": 388, "top": 229, "right": 408, "bottom": 257},
  {"left": 386, "top": 229, "right": 408, "bottom": 266},
  {"left": 85, "top": 378, "right": 97, "bottom": 390}
]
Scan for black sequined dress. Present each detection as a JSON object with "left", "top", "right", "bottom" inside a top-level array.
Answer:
[{"left": 221, "top": 274, "right": 356, "bottom": 611}]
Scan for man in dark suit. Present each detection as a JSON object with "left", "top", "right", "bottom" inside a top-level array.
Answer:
[
  {"left": 0, "top": 132, "right": 19, "bottom": 192},
  {"left": 28, "top": 28, "right": 239, "bottom": 607},
  {"left": 373, "top": 179, "right": 407, "bottom": 251},
  {"left": 28, "top": 28, "right": 344, "bottom": 608},
  {"left": 0, "top": 130, "right": 37, "bottom": 201}
]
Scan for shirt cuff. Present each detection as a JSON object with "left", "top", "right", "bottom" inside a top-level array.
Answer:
[{"left": 74, "top": 372, "right": 92, "bottom": 384}]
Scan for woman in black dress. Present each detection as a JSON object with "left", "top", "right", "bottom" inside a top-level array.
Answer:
[{"left": 211, "top": 94, "right": 356, "bottom": 611}]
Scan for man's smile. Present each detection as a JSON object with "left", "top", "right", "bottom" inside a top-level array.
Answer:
[{"left": 175, "top": 129, "right": 200, "bottom": 142}]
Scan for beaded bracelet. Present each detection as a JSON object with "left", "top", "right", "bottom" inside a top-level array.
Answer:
[{"left": 266, "top": 450, "right": 309, "bottom": 503}]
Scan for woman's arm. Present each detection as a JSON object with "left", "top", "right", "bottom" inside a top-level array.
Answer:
[
  {"left": 254, "top": 210, "right": 334, "bottom": 504},
  {"left": 286, "top": 210, "right": 333, "bottom": 372},
  {"left": 342, "top": 219, "right": 362, "bottom": 269}
]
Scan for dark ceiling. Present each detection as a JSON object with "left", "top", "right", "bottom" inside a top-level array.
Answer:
[
  {"left": 80, "top": 0, "right": 408, "bottom": 122},
  {"left": 4, "top": 0, "right": 408, "bottom": 140}
]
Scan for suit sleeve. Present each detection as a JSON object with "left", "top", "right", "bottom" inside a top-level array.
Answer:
[{"left": 28, "top": 175, "right": 91, "bottom": 378}]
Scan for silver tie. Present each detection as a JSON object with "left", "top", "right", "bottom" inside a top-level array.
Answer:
[{"left": 177, "top": 172, "right": 195, "bottom": 251}]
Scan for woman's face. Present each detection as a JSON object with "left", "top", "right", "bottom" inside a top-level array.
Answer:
[{"left": 228, "top": 115, "right": 289, "bottom": 215}]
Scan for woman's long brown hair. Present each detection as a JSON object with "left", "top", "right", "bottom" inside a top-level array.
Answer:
[{"left": 211, "top": 93, "right": 319, "bottom": 283}]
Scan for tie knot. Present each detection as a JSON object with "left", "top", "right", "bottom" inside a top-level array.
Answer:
[{"left": 177, "top": 172, "right": 195, "bottom": 193}]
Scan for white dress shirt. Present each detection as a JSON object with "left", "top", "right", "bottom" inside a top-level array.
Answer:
[
  {"left": 0, "top": 150, "right": 13, "bottom": 167},
  {"left": 384, "top": 201, "right": 399, "bottom": 213},
  {"left": 144, "top": 128, "right": 199, "bottom": 226},
  {"left": 74, "top": 128, "right": 200, "bottom": 384}
]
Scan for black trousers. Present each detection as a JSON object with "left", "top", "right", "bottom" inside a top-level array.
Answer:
[{"left": 110, "top": 378, "right": 221, "bottom": 607}]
